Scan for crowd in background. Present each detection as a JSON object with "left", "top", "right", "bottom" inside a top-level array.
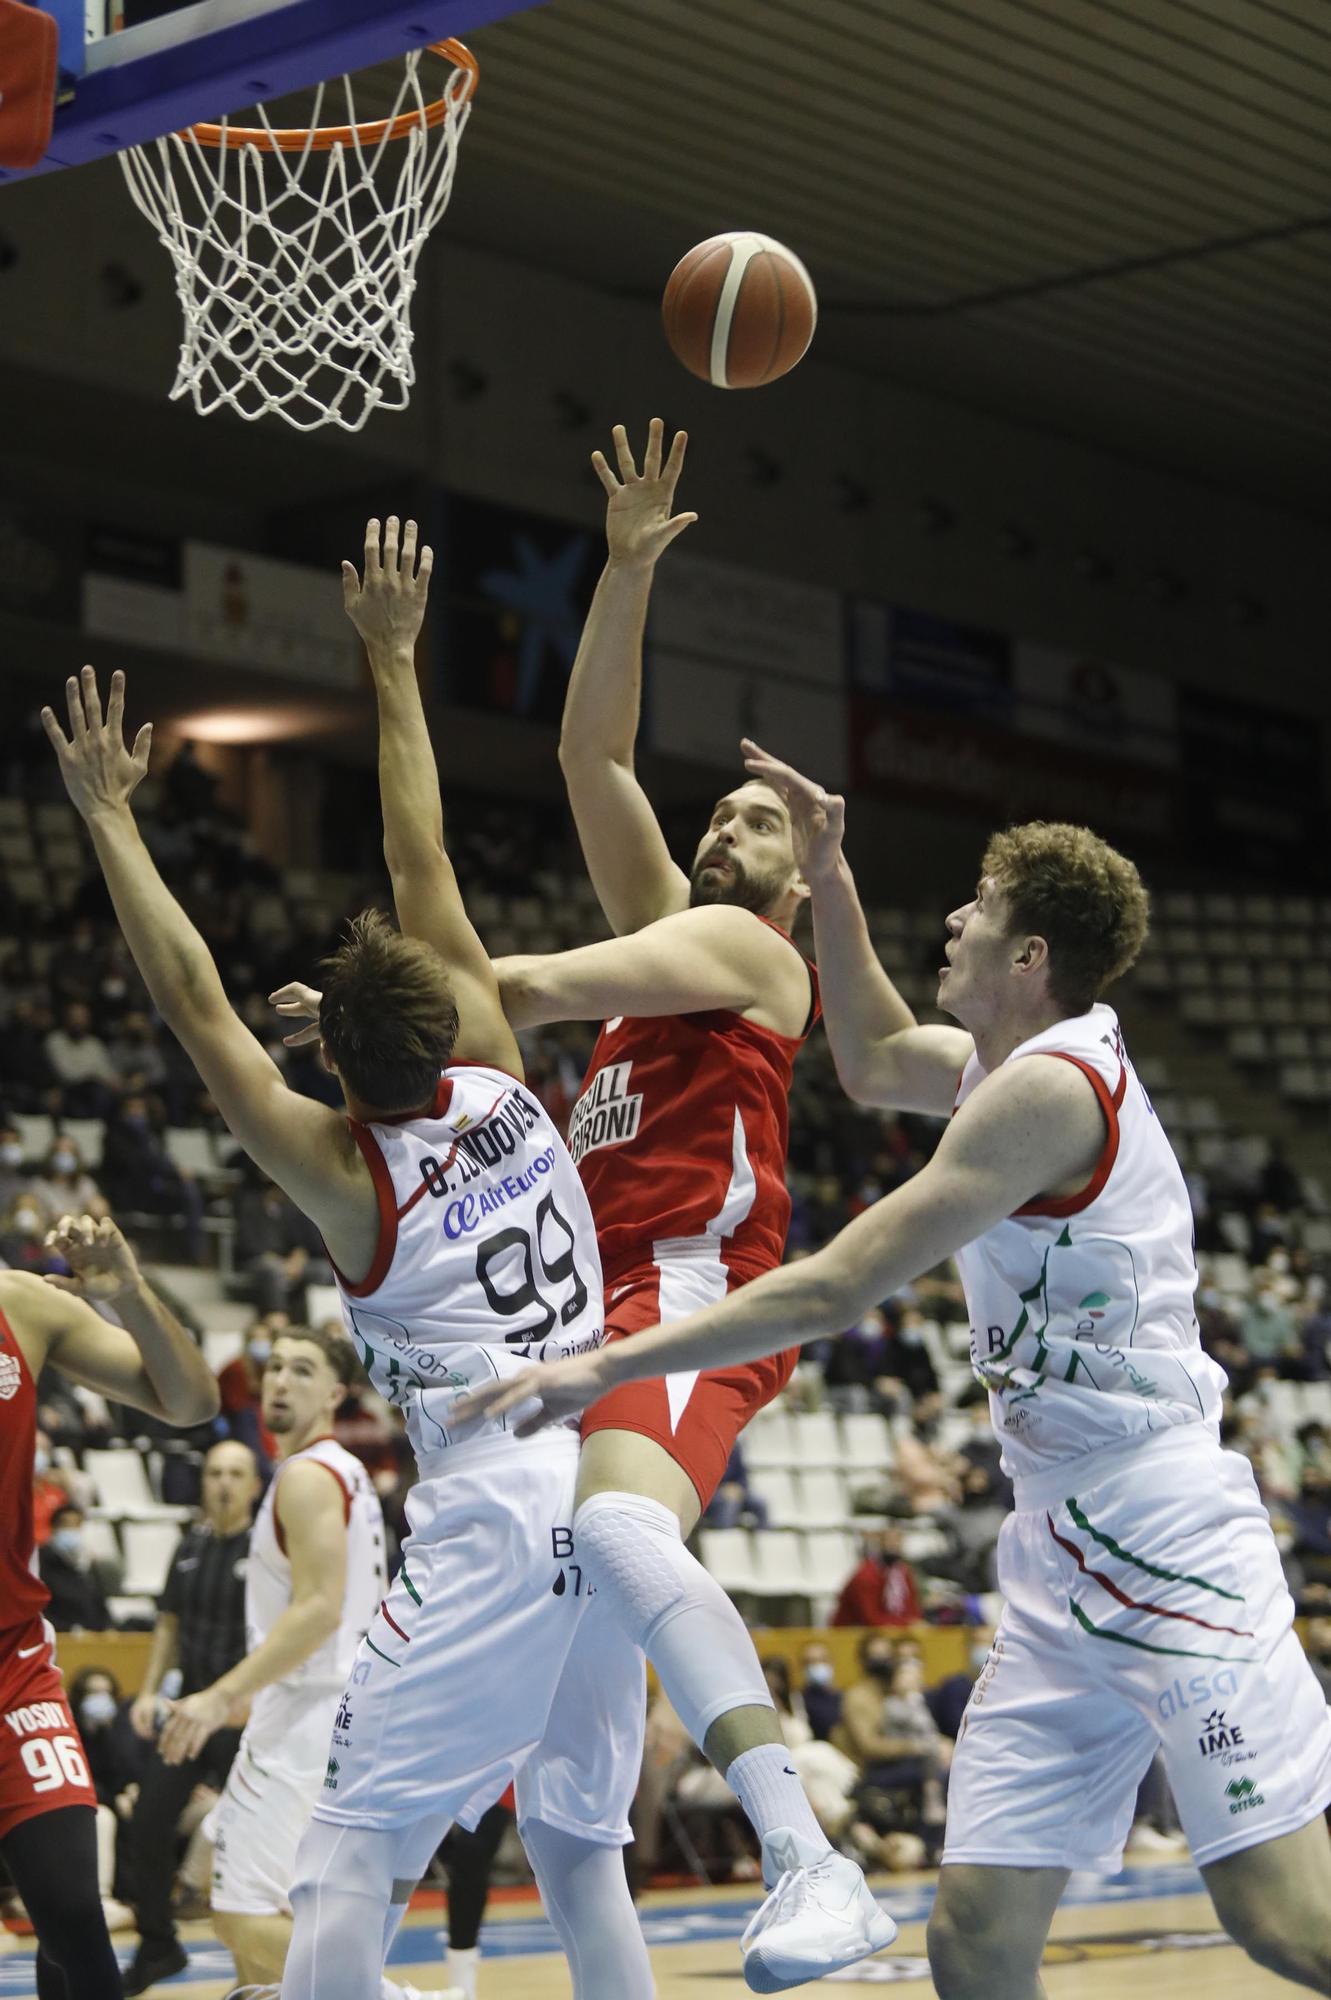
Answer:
[{"left": 5, "top": 758, "right": 1331, "bottom": 1890}]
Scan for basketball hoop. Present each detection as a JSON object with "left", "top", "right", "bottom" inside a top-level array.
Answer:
[{"left": 117, "top": 41, "right": 478, "bottom": 433}]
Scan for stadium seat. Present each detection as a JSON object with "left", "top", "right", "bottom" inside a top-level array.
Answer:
[
  {"left": 787, "top": 1410, "right": 841, "bottom": 1466},
  {"left": 13, "top": 1114, "right": 54, "bottom": 1159},
  {"left": 203, "top": 1329, "right": 246, "bottom": 1372},
  {"left": 165, "top": 1127, "right": 217, "bottom": 1177},
  {"left": 747, "top": 1468, "right": 800, "bottom": 1527},
  {"left": 697, "top": 1528, "right": 760, "bottom": 1597},
  {"left": 749, "top": 1530, "right": 808, "bottom": 1598},
  {"left": 306, "top": 1283, "right": 342, "bottom": 1326},
  {"left": 794, "top": 1469, "right": 851, "bottom": 1529},
  {"left": 840, "top": 1411, "right": 892, "bottom": 1470},
  {"left": 80, "top": 1517, "right": 121, "bottom": 1567},
  {"left": 121, "top": 1519, "right": 182, "bottom": 1595},
  {"left": 743, "top": 1407, "right": 796, "bottom": 1468},
  {"left": 84, "top": 1446, "right": 156, "bottom": 1516},
  {"left": 59, "top": 1117, "right": 104, "bottom": 1166}
]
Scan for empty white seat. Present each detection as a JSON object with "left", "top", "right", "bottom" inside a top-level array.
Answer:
[
  {"left": 1227, "top": 1029, "right": 1269, "bottom": 1063},
  {"left": 795, "top": 1469, "right": 850, "bottom": 1529},
  {"left": 698, "top": 1528, "right": 760, "bottom": 1596},
  {"left": 120, "top": 1519, "right": 181, "bottom": 1596},
  {"left": 84, "top": 1447, "right": 154, "bottom": 1515},
  {"left": 749, "top": 1530, "right": 808, "bottom": 1596},
  {"left": 840, "top": 1411, "right": 892, "bottom": 1470},
  {"left": 59, "top": 1118, "right": 105, "bottom": 1166},
  {"left": 748, "top": 1468, "right": 800, "bottom": 1527},
  {"left": 203, "top": 1329, "right": 246, "bottom": 1372},
  {"left": 305, "top": 1284, "right": 342, "bottom": 1327},
  {"left": 742, "top": 1408, "right": 795, "bottom": 1468},
  {"left": 165, "top": 1127, "right": 216, "bottom": 1177},
  {"left": 800, "top": 1529, "right": 857, "bottom": 1595},
  {"left": 80, "top": 1518, "right": 121, "bottom": 1567},
  {"left": 788, "top": 1411, "right": 842, "bottom": 1466}
]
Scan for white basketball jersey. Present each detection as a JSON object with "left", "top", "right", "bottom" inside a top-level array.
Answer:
[
  {"left": 333, "top": 1065, "right": 605, "bottom": 1464},
  {"left": 954, "top": 1004, "right": 1227, "bottom": 1481},
  {"left": 244, "top": 1435, "right": 385, "bottom": 1749}
]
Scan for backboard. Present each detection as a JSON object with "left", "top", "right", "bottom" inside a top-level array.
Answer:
[{"left": 0, "top": 0, "right": 542, "bottom": 179}]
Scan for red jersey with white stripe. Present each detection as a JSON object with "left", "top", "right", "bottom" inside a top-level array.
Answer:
[
  {"left": 569, "top": 920, "right": 820, "bottom": 1286},
  {"left": 0, "top": 1301, "right": 48, "bottom": 1641}
]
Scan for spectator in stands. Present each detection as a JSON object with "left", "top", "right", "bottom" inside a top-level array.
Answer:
[
  {"left": 216, "top": 1314, "right": 283, "bottom": 1466},
  {"left": 99, "top": 1093, "right": 205, "bottom": 1263},
  {"left": 31, "top": 1428, "right": 72, "bottom": 1543},
  {"left": 39, "top": 1502, "right": 114, "bottom": 1631},
  {"left": 1298, "top": 1298, "right": 1331, "bottom": 1383},
  {"left": 1259, "top": 1141, "right": 1303, "bottom": 1214},
  {"left": 701, "top": 1441, "right": 768, "bottom": 1530},
  {"left": 893, "top": 1420, "right": 963, "bottom": 1515},
  {"left": 0, "top": 999, "right": 57, "bottom": 1110},
  {"left": 937, "top": 1462, "right": 1006, "bottom": 1595},
  {"left": 875, "top": 1304, "right": 941, "bottom": 1413},
  {"left": 0, "top": 1189, "right": 55, "bottom": 1271},
  {"left": 837, "top": 1638, "right": 946, "bottom": 1842},
  {"left": 107, "top": 1010, "right": 170, "bottom": 1096},
  {"left": 798, "top": 1640, "right": 842, "bottom": 1742},
  {"left": 232, "top": 1165, "right": 332, "bottom": 1316},
  {"left": 66, "top": 1667, "right": 142, "bottom": 1933},
  {"left": 29, "top": 1135, "right": 110, "bottom": 1228},
  {"left": 0, "top": 1124, "right": 29, "bottom": 1212},
  {"left": 121, "top": 1439, "right": 257, "bottom": 1996},
  {"left": 762, "top": 1657, "right": 859, "bottom": 1847},
  {"left": 926, "top": 1631, "right": 995, "bottom": 1740},
  {"left": 1238, "top": 1286, "right": 1302, "bottom": 1375},
  {"left": 831, "top": 1526, "right": 921, "bottom": 1627},
  {"left": 43, "top": 1000, "right": 119, "bottom": 1116}
]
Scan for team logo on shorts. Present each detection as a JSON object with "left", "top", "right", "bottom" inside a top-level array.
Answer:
[
  {"left": 1195, "top": 1709, "right": 1256, "bottom": 1768},
  {"left": 0, "top": 1352, "right": 21, "bottom": 1400},
  {"left": 1225, "top": 1776, "right": 1265, "bottom": 1814},
  {"left": 324, "top": 1756, "right": 340, "bottom": 1790}
]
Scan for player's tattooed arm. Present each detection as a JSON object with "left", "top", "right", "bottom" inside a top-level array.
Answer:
[
  {"left": 559, "top": 420, "right": 696, "bottom": 936},
  {"left": 457, "top": 1057, "right": 1105, "bottom": 1428},
  {"left": 741, "top": 739, "right": 973, "bottom": 1116},
  {"left": 347, "top": 515, "right": 523, "bottom": 1077}
]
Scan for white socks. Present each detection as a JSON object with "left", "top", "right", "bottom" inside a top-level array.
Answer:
[
  {"left": 726, "top": 1743, "right": 832, "bottom": 1884},
  {"left": 443, "top": 1944, "right": 478, "bottom": 2000}
]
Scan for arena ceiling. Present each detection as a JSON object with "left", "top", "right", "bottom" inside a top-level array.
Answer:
[{"left": 428, "top": 0, "right": 1331, "bottom": 518}]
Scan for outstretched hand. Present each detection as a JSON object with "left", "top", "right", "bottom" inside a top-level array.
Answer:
[
  {"left": 43, "top": 1215, "right": 143, "bottom": 1302},
  {"left": 343, "top": 516, "right": 433, "bottom": 655},
  {"left": 41, "top": 668, "right": 152, "bottom": 823},
  {"left": 269, "top": 981, "right": 324, "bottom": 1049},
  {"left": 451, "top": 1348, "right": 615, "bottom": 1438},
  {"left": 740, "top": 738, "right": 846, "bottom": 882},
  {"left": 595, "top": 419, "right": 697, "bottom": 571}
]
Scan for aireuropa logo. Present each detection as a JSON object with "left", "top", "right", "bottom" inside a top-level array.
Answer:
[{"left": 1224, "top": 1777, "right": 1265, "bottom": 1815}]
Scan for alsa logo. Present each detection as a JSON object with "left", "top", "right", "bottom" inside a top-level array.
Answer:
[
  {"left": 1225, "top": 1777, "right": 1265, "bottom": 1814},
  {"left": 568, "top": 1062, "right": 642, "bottom": 1165},
  {"left": 1156, "top": 1666, "right": 1239, "bottom": 1721}
]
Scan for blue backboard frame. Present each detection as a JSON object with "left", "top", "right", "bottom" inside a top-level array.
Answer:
[{"left": 3, "top": 0, "right": 542, "bottom": 179}]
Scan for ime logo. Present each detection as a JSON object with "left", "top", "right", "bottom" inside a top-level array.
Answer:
[{"left": 1197, "top": 1709, "right": 1243, "bottom": 1759}]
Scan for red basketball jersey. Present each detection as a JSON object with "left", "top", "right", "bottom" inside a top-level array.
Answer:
[
  {"left": 0, "top": 1303, "right": 49, "bottom": 1640},
  {"left": 569, "top": 920, "right": 820, "bottom": 1286}
]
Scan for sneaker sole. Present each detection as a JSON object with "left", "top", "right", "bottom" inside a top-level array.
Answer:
[{"left": 743, "top": 1911, "right": 899, "bottom": 1993}]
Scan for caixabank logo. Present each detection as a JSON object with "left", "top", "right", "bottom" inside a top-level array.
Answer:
[{"left": 1225, "top": 1776, "right": 1265, "bottom": 1815}]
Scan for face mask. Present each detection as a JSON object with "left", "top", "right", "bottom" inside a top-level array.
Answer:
[
  {"left": 80, "top": 1691, "right": 117, "bottom": 1729},
  {"left": 898, "top": 1326, "right": 923, "bottom": 1346},
  {"left": 50, "top": 1152, "right": 78, "bottom": 1175},
  {"left": 122, "top": 1113, "right": 148, "bottom": 1131},
  {"left": 1198, "top": 1287, "right": 1220, "bottom": 1310},
  {"left": 248, "top": 1338, "right": 272, "bottom": 1365},
  {"left": 33, "top": 1448, "right": 49, "bottom": 1476},
  {"left": 50, "top": 1528, "right": 83, "bottom": 1562},
  {"left": 865, "top": 1658, "right": 895, "bottom": 1681},
  {"left": 805, "top": 1661, "right": 835, "bottom": 1686},
  {"left": 13, "top": 1208, "right": 42, "bottom": 1237},
  {"left": 0, "top": 1143, "right": 22, "bottom": 1167}
]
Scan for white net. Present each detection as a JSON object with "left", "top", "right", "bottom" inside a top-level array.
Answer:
[{"left": 118, "top": 45, "right": 475, "bottom": 433}]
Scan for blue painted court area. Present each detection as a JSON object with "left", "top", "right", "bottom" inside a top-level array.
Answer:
[{"left": 0, "top": 1864, "right": 1209, "bottom": 1993}]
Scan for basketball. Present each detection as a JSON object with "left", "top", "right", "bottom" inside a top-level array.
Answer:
[{"left": 662, "top": 232, "right": 817, "bottom": 389}]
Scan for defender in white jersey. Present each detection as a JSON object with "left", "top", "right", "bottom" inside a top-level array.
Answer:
[
  {"left": 467, "top": 750, "right": 1331, "bottom": 2000},
  {"left": 157, "top": 1325, "right": 385, "bottom": 1988},
  {"left": 44, "top": 543, "right": 652, "bottom": 2000}
]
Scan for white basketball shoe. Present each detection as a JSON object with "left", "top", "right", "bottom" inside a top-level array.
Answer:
[{"left": 741, "top": 1832, "right": 898, "bottom": 1993}]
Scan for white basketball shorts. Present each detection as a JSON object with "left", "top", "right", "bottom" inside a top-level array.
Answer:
[
  {"left": 207, "top": 1691, "right": 342, "bottom": 1915},
  {"left": 943, "top": 1423, "right": 1331, "bottom": 1874},
  {"left": 308, "top": 1435, "right": 642, "bottom": 1880}
]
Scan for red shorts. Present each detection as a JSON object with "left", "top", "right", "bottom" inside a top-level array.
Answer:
[
  {"left": 0, "top": 1619, "right": 96, "bottom": 1842},
  {"left": 582, "top": 1257, "right": 798, "bottom": 1509}
]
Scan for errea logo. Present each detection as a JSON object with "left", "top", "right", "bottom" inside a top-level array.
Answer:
[{"left": 1225, "top": 1777, "right": 1265, "bottom": 1814}]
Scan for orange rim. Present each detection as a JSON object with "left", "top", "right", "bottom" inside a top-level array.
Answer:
[{"left": 186, "top": 38, "right": 477, "bottom": 152}]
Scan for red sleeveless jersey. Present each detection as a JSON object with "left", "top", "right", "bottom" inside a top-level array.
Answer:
[
  {"left": 0, "top": 1303, "right": 48, "bottom": 1640},
  {"left": 569, "top": 919, "right": 820, "bottom": 1286}
]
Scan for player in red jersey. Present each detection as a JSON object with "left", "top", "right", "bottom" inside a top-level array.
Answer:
[
  {"left": 280, "top": 436, "right": 896, "bottom": 1987},
  {"left": 0, "top": 1216, "right": 218, "bottom": 1999}
]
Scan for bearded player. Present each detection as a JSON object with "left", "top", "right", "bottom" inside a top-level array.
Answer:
[
  {"left": 276, "top": 442, "right": 897, "bottom": 1989},
  {"left": 0, "top": 1216, "right": 218, "bottom": 2000},
  {"left": 465, "top": 746, "right": 1331, "bottom": 1999}
]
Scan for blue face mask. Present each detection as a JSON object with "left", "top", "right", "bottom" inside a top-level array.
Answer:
[
  {"left": 50, "top": 1528, "right": 83, "bottom": 1562},
  {"left": 80, "top": 1691, "right": 117, "bottom": 1730},
  {"left": 248, "top": 1338, "right": 272, "bottom": 1366}
]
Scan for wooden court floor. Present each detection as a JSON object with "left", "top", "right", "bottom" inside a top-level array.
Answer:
[{"left": 0, "top": 1858, "right": 1300, "bottom": 1998}]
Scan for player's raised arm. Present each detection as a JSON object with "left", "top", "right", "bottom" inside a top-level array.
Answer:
[
  {"left": 455, "top": 1053, "right": 1104, "bottom": 1431},
  {"left": 0, "top": 1220, "right": 217, "bottom": 1426},
  {"left": 344, "top": 515, "right": 522, "bottom": 1077},
  {"left": 495, "top": 902, "right": 807, "bottom": 1033},
  {"left": 742, "top": 739, "right": 973, "bottom": 1116},
  {"left": 41, "top": 670, "right": 364, "bottom": 1250},
  {"left": 558, "top": 419, "right": 697, "bottom": 935}
]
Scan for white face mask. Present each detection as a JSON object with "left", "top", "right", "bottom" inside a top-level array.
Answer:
[
  {"left": 804, "top": 1661, "right": 835, "bottom": 1686},
  {"left": 0, "top": 1142, "right": 22, "bottom": 1168}
]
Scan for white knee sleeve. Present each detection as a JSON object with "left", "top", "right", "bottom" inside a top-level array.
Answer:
[
  {"left": 283, "top": 1818, "right": 429, "bottom": 2000},
  {"left": 573, "top": 1491, "right": 774, "bottom": 1744}
]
